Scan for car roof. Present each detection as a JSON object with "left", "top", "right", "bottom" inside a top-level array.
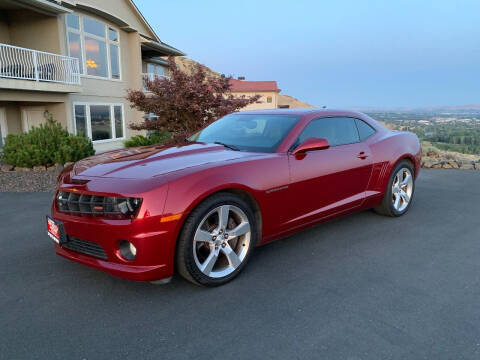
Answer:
[{"left": 235, "top": 108, "right": 367, "bottom": 118}]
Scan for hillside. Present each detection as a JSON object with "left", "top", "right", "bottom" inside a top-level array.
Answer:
[
  {"left": 173, "top": 57, "right": 221, "bottom": 78},
  {"left": 278, "top": 94, "right": 314, "bottom": 108}
]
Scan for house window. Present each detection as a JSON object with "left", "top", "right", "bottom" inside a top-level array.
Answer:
[
  {"left": 267, "top": 96, "right": 273, "bottom": 103},
  {"left": 66, "top": 13, "right": 121, "bottom": 80},
  {"left": 74, "top": 103, "right": 125, "bottom": 142},
  {"left": 146, "top": 63, "right": 167, "bottom": 77},
  {"left": 74, "top": 104, "right": 87, "bottom": 137}
]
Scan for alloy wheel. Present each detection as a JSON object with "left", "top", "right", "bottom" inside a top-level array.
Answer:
[
  {"left": 193, "top": 204, "right": 251, "bottom": 278},
  {"left": 391, "top": 167, "right": 413, "bottom": 212}
]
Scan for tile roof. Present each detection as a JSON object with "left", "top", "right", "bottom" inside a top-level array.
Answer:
[{"left": 229, "top": 79, "right": 280, "bottom": 92}]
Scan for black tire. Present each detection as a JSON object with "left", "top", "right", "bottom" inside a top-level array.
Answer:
[
  {"left": 176, "top": 192, "right": 258, "bottom": 287},
  {"left": 374, "top": 160, "right": 415, "bottom": 217}
]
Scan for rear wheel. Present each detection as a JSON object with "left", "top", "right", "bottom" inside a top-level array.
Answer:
[
  {"left": 374, "top": 161, "right": 415, "bottom": 217},
  {"left": 176, "top": 193, "right": 257, "bottom": 286}
]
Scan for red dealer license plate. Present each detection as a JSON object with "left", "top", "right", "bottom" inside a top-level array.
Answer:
[{"left": 46, "top": 216, "right": 66, "bottom": 244}]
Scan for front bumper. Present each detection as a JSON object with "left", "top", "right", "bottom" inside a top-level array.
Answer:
[{"left": 51, "top": 209, "right": 180, "bottom": 282}]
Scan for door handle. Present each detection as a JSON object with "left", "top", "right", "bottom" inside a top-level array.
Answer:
[{"left": 357, "top": 152, "right": 368, "bottom": 160}]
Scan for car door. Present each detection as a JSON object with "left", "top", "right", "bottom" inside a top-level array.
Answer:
[{"left": 285, "top": 117, "right": 373, "bottom": 226}]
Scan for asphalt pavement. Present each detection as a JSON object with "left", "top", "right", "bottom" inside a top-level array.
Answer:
[{"left": 1, "top": 169, "right": 479, "bottom": 360}]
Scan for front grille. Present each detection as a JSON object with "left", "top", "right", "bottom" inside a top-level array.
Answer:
[
  {"left": 56, "top": 191, "right": 142, "bottom": 217},
  {"left": 57, "top": 191, "right": 123, "bottom": 215},
  {"left": 63, "top": 237, "right": 108, "bottom": 260}
]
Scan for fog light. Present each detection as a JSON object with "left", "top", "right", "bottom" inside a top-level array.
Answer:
[{"left": 119, "top": 240, "right": 136, "bottom": 261}]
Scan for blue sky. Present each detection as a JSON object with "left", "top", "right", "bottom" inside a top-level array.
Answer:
[{"left": 136, "top": 0, "right": 479, "bottom": 108}]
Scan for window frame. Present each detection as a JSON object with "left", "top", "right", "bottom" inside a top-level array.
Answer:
[
  {"left": 66, "top": 13, "right": 122, "bottom": 81},
  {"left": 291, "top": 116, "right": 363, "bottom": 151},
  {"left": 73, "top": 102, "right": 126, "bottom": 144}
]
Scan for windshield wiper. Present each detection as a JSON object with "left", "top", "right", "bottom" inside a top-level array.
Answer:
[{"left": 214, "top": 141, "right": 240, "bottom": 151}]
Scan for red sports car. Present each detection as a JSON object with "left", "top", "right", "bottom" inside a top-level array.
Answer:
[{"left": 48, "top": 109, "right": 421, "bottom": 286}]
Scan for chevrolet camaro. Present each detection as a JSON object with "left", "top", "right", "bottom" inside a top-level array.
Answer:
[{"left": 47, "top": 109, "right": 421, "bottom": 286}]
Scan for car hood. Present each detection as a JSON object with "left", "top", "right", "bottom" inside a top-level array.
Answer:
[{"left": 72, "top": 143, "right": 260, "bottom": 179}]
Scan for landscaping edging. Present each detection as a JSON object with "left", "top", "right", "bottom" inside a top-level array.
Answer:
[
  {"left": 0, "top": 163, "right": 72, "bottom": 192},
  {"left": 421, "top": 157, "right": 480, "bottom": 170}
]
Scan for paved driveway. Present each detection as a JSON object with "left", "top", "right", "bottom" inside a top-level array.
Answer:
[{"left": 1, "top": 169, "right": 479, "bottom": 360}]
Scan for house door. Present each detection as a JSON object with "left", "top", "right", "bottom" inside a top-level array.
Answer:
[
  {"left": 0, "top": 107, "right": 7, "bottom": 148},
  {"left": 22, "top": 107, "right": 45, "bottom": 131}
]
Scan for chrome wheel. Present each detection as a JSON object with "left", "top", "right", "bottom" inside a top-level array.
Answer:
[
  {"left": 391, "top": 167, "right": 413, "bottom": 212},
  {"left": 193, "top": 204, "right": 251, "bottom": 278}
]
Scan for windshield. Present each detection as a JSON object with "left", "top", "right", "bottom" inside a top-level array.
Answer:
[{"left": 189, "top": 113, "right": 300, "bottom": 153}]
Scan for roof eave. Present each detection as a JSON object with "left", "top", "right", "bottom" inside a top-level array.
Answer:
[
  {"left": 141, "top": 40, "right": 186, "bottom": 57},
  {"left": 4, "top": 0, "right": 72, "bottom": 15}
]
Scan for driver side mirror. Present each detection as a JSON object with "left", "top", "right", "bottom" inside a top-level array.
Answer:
[{"left": 292, "top": 137, "right": 330, "bottom": 155}]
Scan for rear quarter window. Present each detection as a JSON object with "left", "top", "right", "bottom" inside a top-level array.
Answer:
[{"left": 355, "top": 118, "right": 376, "bottom": 141}]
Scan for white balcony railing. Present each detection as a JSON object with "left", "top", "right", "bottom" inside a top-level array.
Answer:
[
  {"left": 0, "top": 43, "right": 81, "bottom": 85},
  {"left": 142, "top": 73, "right": 168, "bottom": 90}
]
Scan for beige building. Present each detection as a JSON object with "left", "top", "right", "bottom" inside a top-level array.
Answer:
[
  {"left": 229, "top": 78, "right": 280, "bottom": 111},
  {"left": 0, "top": 0, "right": 184, "bottom": 152}
]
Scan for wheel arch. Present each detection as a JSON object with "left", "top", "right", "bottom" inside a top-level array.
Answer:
[
  {"left": 175, "top": 185, "right": 263, "bottom": 247},
  {"left": 393, "top": 154, "right": 417, "bottom": 176}
]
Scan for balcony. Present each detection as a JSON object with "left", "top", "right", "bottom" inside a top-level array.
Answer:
[{"left": 0, "top": 43, "right": 82, "bottom": 93}]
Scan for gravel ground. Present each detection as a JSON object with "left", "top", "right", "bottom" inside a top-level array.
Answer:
[{"left": 0, "top": 170, "right": 60, "bottom": 192}]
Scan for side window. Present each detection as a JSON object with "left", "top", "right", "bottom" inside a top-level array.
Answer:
[
  {"left": 355, "top": 118, "right": 376, "bottom": 141},
  {"left": 297, "top": 117, "right": 360, "bottom": 147}
]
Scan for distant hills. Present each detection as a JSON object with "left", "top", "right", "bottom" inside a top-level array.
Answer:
[{"left": 353, "top": 104, "right": 480, "bottom": 113}]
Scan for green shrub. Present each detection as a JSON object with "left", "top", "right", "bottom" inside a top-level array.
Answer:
[
  {"left": 1, "top": 115, "right": 94, "bottom": 167},
  {"left": 124, "top": 131, "right": 171, "bottom": 147}
]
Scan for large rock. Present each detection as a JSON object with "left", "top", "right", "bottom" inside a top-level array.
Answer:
[
  {"left": 33, "top": 165, "right": 46, "bottom": 172},
  {"left": 447, "top": 160, "right": 459, "bottom": 169},
  {"left": 459, "top": 162, "right": 475, "bottom": 170},
  {"left": 15, "top": 167, "right": 31, "bottom": 172},
  {"left": 422, "top": 157, "right": 438, "bottom": 168},
  {"left": 1, "top": 164, "right": 14, "bottom": 172}
]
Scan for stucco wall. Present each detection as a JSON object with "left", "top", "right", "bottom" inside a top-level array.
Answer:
[
  {"left": 1, "top": 103, "right": 21, "bottom": 134},
  {"left": 8, "top": 11, "right": 62, "bottom": 54},
  {"left": 0, "top": 17, "right": 10, "bottom": 43},
  {"left": 233, "top": 91, "right": 278, "bottom": 111}
]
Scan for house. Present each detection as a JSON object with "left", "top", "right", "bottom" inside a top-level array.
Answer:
[
  {"left": 229, "top": 78, "right": 281, "bottom": 111},
  {"left": 229, "top": 77, "right": 314, "bottom": 111},
  {"left": 0, "top": 0, "right": 184, "bottom": 152}
]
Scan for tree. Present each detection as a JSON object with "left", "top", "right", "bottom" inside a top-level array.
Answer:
[{"left": 126, "top": 57, "right": 260, "bottom": 144}]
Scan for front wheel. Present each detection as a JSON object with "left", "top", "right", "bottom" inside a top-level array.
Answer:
[
  {"left": 176, "top": 193, "right": 257, "bottom": 286},
  {"left": 374, "top": 160, "right": 415, "bottom": 217}
]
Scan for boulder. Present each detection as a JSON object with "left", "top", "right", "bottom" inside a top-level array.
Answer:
[
  {"left": 459, "top": 162, "right": 475, "bottom": 170},
  {"left": 1, "top": 164, "right": 14, "bottom": 172},
  {"left": 421, "top": 157, "right": 438, "bottom": 168},
  {"left": 15, "top": 167, "right": 31, "bottom": 172},
  {"left": 33, "top": 165, "right": 46, "bottom": 172},
  {"left": 447, "top": 160, "right": 459, "bottom": 169}
]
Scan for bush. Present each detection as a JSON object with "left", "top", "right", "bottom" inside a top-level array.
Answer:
[
  {"left": 1, "top": 115, "right": 95, "bottom": 167},
  {"left": 124, "top": 131, "right": 171, "bottom": 147}
]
